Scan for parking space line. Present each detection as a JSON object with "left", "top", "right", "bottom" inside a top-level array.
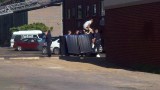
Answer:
[
  {"left": 0, "top": 58, "right": 4, "bottom": 60},
  {"left": 9, "top": 57, "right": 40, "bottom": 60}
]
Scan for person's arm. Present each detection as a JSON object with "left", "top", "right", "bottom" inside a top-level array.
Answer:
[{"left": 92, "top": 33, "right": 96, "bottom": 43}]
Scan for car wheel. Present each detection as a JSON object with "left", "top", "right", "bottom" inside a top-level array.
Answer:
[
  {"left": 17, "top": 46, "right": 22, "bottom": 51},
  {"left": 42, "top": 47, "right": 47, "bottom": 55},
  {"left": 53, "top": 47, "right": 60, "bottom": 55}
]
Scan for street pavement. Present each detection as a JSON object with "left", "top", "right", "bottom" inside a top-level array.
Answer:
[
  {"left": 0, "top": 59, "right": 160, "bottom": 90},
  {"left": 0, "top": 47, "right": 42, "bottom": 57},
  {"left": 0, "top": 63, "right": 114, "bottom": 90},
  {"left": 0, "top": 47, "right": 105, "bottom": 59},
  {"left": 0, "top": 47, "right": 60, "bottom": 59},
  {"left": 0, "top": 47, "right": 160, "bottom": 90}
]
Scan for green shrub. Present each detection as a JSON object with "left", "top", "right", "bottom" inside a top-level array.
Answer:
[{"left": 10, "top": 22, "right": 53, "bottom": 32}]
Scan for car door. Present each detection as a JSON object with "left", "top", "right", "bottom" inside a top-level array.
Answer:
[
  {"left": 20, "top": 38, "right": 30, "bottom": 49},
  {"left": 28, "top": 38, "right": 39, "bottom": 50}
]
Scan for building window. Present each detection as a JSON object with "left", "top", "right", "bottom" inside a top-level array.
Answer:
[
  {"left": 101, "top": 0, "right": 105, "bottom": 16},
  {"left": 67, "top": 9, "right": 71, "bottom": 19},
  {"left": 77, "top": 5, "right": 82, "bottom": 19},
  {"left": 86, "top": 5, "right": 90, "bottom": 17},
  {"left": 72, "top": 7, "right": 76, "bottom": 18},
  {"left": 77, "top": 21, "right": 81, "bottom": 28},
  {"left": 93, "top": 4, "right": 97, "bottom": 16}
]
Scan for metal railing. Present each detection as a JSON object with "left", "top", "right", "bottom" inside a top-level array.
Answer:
[{"left": 0, "top": 0, "right": 62, "bottom": 16}]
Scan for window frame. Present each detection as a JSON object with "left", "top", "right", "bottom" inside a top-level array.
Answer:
[{"left": 77, "top": 5, "right": 83, "bottom": 19}]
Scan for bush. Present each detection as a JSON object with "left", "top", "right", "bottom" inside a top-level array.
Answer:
[{"left": 10, "top": 22, "right": 53, "bottom": 32}]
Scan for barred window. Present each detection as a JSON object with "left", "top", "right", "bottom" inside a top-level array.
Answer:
[
  {"left": 86, "top": 5, "right": 90, "bottom": 17},
  {"left": 77, "top": 5, "right": 82, "bottom": 19},
  {"left": 101, "top": 0, "right": 105, "bottom": 16},
  {"left": 93, "top": 4, "right": 97, "bottom": 16},
  {"left": 67, "top": 9, "right": 71, "bottom": 19}
]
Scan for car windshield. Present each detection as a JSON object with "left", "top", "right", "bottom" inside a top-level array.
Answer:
[
  {"left": 38, "top": 33, "right": 45, "bottom": 38},
  {"left": 51, "top": 37, "right": 59, "bottom": 41}
]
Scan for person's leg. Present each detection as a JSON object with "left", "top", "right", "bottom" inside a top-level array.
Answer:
[
  {"left": 95, "top": 42, "right": 101, "bottom": 57},
  {"left": 94, "top": 43, "right": 98, "bottom": 53},
  {"left": 88, "top": 28, "right": 93, "bottom": 33},
  {"left": 97, "top": 43, "right": 100, "bottom": 54},
  {"left": 47, "top": 42, "right": 51, "bottom": 57}
]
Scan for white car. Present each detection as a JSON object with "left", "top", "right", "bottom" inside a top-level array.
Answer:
[{"left": 42, "top": 38, "right": 60, "bottom": 55}]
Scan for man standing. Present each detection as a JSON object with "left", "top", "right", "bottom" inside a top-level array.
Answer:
[
  {"left": 93, "top": 29, "right": 101, "bottom": 57},
  {"left": 45, "top": 30, "right": 52, "bottom": 57}
]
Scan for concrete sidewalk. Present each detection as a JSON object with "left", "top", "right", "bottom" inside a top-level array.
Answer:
[{"left": 0, "top": 47, "right": 106, "bottom": 60}]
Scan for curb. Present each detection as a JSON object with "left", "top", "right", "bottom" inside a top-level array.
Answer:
[
  {"left": 9, "top": 57, "right": 40, "bottom": 60},
  {"left": 0, "top": 55, "right": 104, "bottom": 60},
  {"left": 0, "top": 58, "right": 4, "bottom": 60},
  {"left": 0, "top": 56, "right": 60, "bottom": 60}
]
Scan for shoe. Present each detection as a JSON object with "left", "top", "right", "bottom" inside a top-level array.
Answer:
[
  {"left": 48, "top": 54, "right": 51, "bottom": 57},
  {"left": 96, "top": 54, "right": 100, "bottom": 57}
]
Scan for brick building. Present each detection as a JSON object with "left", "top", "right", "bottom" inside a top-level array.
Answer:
[
  {"left": 28, "top": 3, "right": 63, "bottom": 36},
  {"left": 104, "top": 0, "right": 160, "bottom": 68},
  {"left": 63, "top": 0, "right": 105, "bottom": 50},
  {"left": 63, "top": 0, "right": 105, "bottom": 34},
  {"left": 64, "top": 0, "right": 160, "bottom": 68}
]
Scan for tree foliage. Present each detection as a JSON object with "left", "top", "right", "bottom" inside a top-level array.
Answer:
[
  {"left": 10, "top": 22, "right": 53, "bottom": 32},
  {"left": 0, "top": 0, "right": 5, "bottom": 3}
]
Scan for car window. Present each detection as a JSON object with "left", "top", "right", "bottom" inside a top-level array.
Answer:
[
  {"left": 22, "top": 38, "right": 29, "bottom": 42},
  {"left": 31, "top": 39, "right": 35, "bottom": 42},
  {"left": 33, "top": 35, "right": 38, "bottom": 38},
  {"left": 14, "top": 35, "right": 22, "bottom": 41},
  {"left": 28, "top": 35, "right": 33, "bottom": 38},
  {"left": 29, "top": 38, "right": 38, "bottom": 43},
  {"left": 51, "top": 37, "right": 59, "bottom": 41},
  {"left": 57, "top": 39, "right": 60, "bottom": 43},
  {"left": 38, "top": 33, "right": 45, "bottom": 38},
  {"left": 30, "top": 39, "right": 34, "bottom": 43},
  {"left": 23, "top": 35, "right": 28, "bottom": 38}
]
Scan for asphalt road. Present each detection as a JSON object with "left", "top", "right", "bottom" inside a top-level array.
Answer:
[
  {"left": 0, "top": 63, "right": 116, "bottom": 90},
  {"left": 0, "top": 47, "right": 105, "bottom": 58},
  {"left": 0, "top": 47, "right": 160, "bottom": 90},
  {"left": 0, "top": 59, "right": 160, "bottom": 90},
  {"left": 0, "top": 47, "right": 55, "bottom": 57}
]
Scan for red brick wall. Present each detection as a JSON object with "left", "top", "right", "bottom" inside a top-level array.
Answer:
[{"left": 105, "top": 2, "right": 160, "bottom": 68}]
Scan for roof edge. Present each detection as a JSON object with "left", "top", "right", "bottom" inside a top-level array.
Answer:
[{"left": 104, "top": 0, "right": 160, "bottom": 9}]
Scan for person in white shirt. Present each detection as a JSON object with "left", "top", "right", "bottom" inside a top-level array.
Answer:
[{"left": 83, "top": 19, "right": 93, "bottom": 34}]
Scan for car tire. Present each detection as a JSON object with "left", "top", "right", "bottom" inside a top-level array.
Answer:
[
  {"left": 42, "top": 47, "right": 47, "bottom": 55},
  {"left": 17, "top": 46, "right": 22, "bottom": 51},
  {"left": 53, "top": 47, "right": 60, "bottom": 55}
]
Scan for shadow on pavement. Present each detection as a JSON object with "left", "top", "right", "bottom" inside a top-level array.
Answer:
[
  {"left": 59, "top": 56, "right": 160, "bottom": 74},
  {"left": 59, "top": 56, "right": 121, "bottom": 69}
]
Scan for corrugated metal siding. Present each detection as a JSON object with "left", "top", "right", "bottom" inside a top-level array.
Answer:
[{"left": 105, "top": 2, "right": 160, "bottom": 68}]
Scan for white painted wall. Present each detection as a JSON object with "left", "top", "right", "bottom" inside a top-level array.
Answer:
[{"left": 104, "top": 0, "right": 160, "bottom": 9}]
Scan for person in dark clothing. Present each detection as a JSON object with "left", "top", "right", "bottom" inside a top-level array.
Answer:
[
  {"left": 45, "top": 30, "right": 52, "bottom": 57},
  {"left": 93, "top": 29, "right": 101, "bottom": 57}
]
